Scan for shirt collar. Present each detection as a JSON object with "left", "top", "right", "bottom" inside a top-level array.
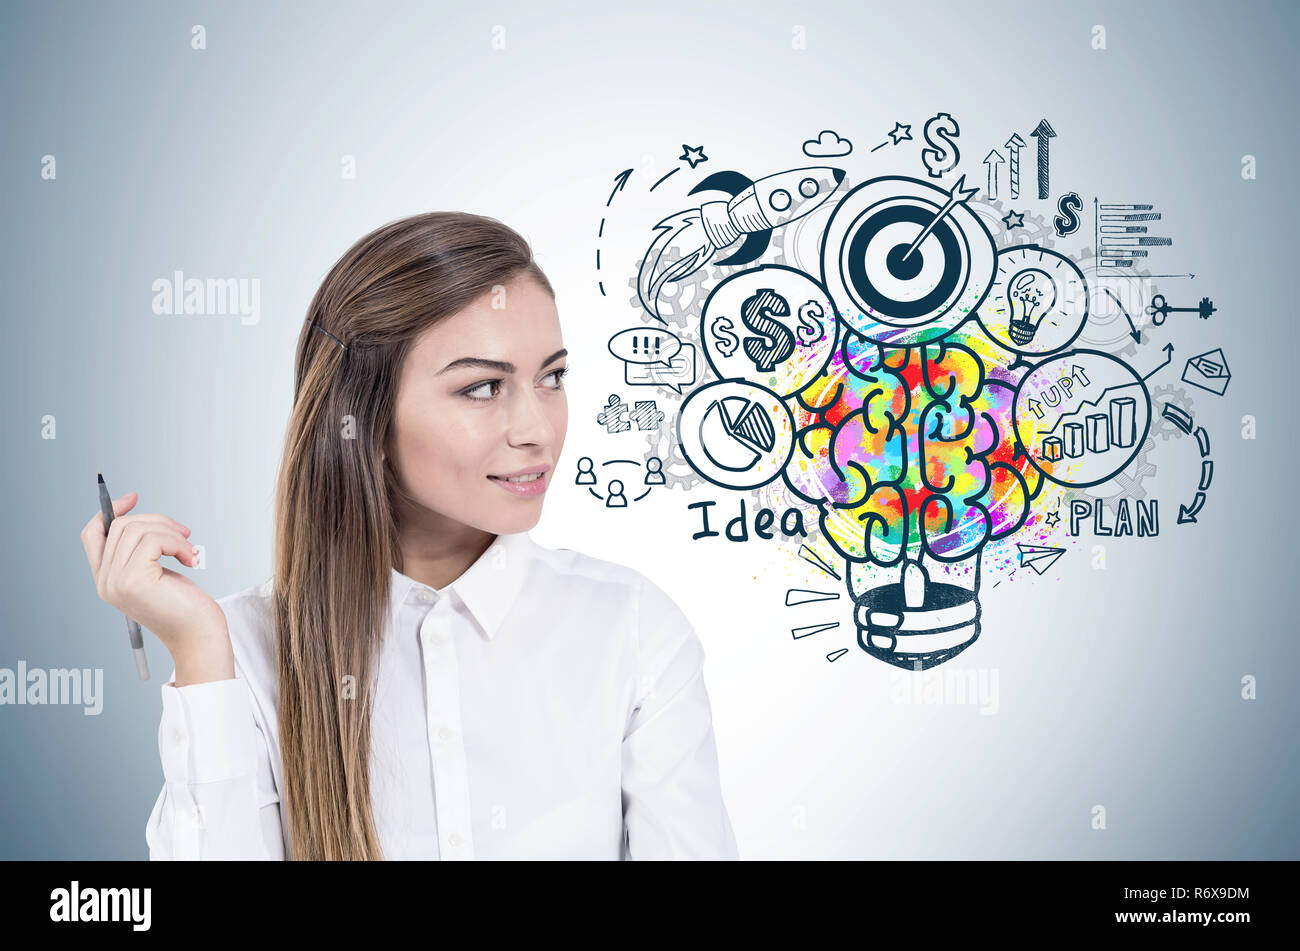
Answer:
[{"left": 389, "top": 531, "right": 533, "bottom": 640}]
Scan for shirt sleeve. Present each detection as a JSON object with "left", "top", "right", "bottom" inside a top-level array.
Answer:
[
  {"left": 145, "top": 664, "right": 285, "bottom": 860},
  {"left": 621, "top": 575, "right": 739, "bottom": 859}
]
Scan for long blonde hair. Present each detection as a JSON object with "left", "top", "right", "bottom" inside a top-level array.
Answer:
[{"left": 273, "top": 211, "right": 553, "bottom": 859}]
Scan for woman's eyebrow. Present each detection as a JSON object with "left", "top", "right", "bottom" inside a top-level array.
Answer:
[{"left": 437, "top": 348, "right": 568, "bottom": 375}]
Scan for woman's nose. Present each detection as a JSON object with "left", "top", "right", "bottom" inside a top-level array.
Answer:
[{"left": 507, "top": 388, "right": 558, "bottom": 446}]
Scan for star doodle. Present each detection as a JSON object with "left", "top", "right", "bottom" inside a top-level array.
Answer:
[
  {"left": 679, "top": 144, "right": 707, "bottom": 168},
  {"left": 888, "top": 122, "right": 912, "bottom": 145},
  {"left": 1044, "top": 509, "right": 1061, "bottom": 528},
  {"left": 1001, "top": 209, "right": 1025, "bottom": 230}
]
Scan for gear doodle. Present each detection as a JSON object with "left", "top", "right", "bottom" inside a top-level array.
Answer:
[
  {"left": 1071, "top": 244, "right": 1168, "bottom": 361},
  {"left": 626, "top": 247, "right": 765, "bottom": 332},
  {"left": 768, "top": 226, "right": 798, "bottom": 269},
  {"left": 626, "top": 258, "right": 711, "bottom": 331}
]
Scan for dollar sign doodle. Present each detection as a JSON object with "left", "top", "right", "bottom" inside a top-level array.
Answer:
[
  {"left": 740, "top": 288, "right": 795, "bottom": 372},
  {"left": 796, "top": 300, "right": 825, "bottom": 346},
  {"left": 921, "top": 112, "right": 961, "bottom": 178},
  {"left": 709, "top": 314, "right": 739, "bottom": 357},
  {"left": 1053, "top": 191, "right": 1082, "bottom": 236}
]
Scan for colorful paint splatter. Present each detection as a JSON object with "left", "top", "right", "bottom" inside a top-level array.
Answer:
[{"left": 783, "top": 328, "right": 1042, "bottom": 566}]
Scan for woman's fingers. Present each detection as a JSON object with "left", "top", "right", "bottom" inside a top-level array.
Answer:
[
  {"left": 94, "top": 511, "right": 191, "bottom": 579},
  {"left": 121, "top": 527, "right": 197, "bottom": 578},
  {"left": 89, "top": 511, "right": 193, "bottom": 592},
  {"left": 81, "top": 492, "right": 137, "bottom": 574},
  {"left": 104, "top": 527, "right": 195, "bottom": 602}
]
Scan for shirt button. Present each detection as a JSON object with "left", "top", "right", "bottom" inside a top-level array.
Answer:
[
  {"left": 171, "top": 727, "right": 184, "bottom": 746},
  {"left": 448, "top": 833, "right": 463, "bottom": 847},
  {"left": 417, "top": 590, "right": 434, "bottom": 604},
  {"left": 437, "top": 726, "right": 454, "bottom": 742}
]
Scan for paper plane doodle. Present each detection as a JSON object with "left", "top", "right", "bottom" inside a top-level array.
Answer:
[
  {"left": 1017, "top": 543, "right": 1065, "bottom": 575},
  {"left": 1182, "top": 348, "right": 1230, "bottom": 396}
]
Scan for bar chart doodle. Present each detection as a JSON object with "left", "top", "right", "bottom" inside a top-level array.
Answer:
[{"left": 1093, "top": 199, "right": 1173, "bottom": 269}]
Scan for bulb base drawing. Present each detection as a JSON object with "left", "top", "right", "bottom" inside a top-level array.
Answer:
[
  {"left": 849, "top": 553, "right": 984, "bottom": 670},
  {"left": 853, "top": 582, "right": 981, "bottom": 670},
  {"left": 1008, "top": 319, "right": 1039, "bottom": 346}
]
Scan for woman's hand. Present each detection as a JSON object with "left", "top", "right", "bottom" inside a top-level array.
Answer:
[{"left": 81, "top": 491, "right": 234, "bottom": 684}]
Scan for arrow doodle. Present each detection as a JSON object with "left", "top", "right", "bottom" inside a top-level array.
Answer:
[
  {"left": 983, "top": 149, "right": 1004, "bottom": 198},
  {"left": 1030, "top": 119, "right": 1056, "bottom": 199},
  {"left": 597, "top": 168, "right": 635, "bottom": 297},
  {"left": 1143, "top": 342, "right": 1174, "bottom": 381},
  {"left": 1194, "top": 426, "right": 1211, "bottom": 457},
  {"left": 1102, "top": 288, "right": 1141, "bottom": 343},
  {"left": 1005, "top": 133, "right": 1025, "bottom": 199},
  {"left": 1178, "top": 492, "right": 1206, "bottom": 524},
  {"left": 1163, "top": 404, "right": 1214, "bottom": 524}
]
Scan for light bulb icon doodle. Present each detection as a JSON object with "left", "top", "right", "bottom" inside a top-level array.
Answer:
[
  {"left": 779, "top": 174, "right": 1038, "bottom": 669},
  {"left": 783, "top": 335, "right": 1039, "bottom": 669},
  {"left": 976, "top": 244, "right": 1089, "bottom": 367},
  {"left": 1006, "top": 268, "right": 1055, "bottom": 345}
]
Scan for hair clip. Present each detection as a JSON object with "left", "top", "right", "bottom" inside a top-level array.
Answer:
[{"left": 310, "top": 321, "right": 348, "bottom": 351}]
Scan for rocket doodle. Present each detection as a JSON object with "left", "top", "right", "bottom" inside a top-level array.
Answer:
[{"left": 637, "top": 166, "right": 845, "bottom": 323}]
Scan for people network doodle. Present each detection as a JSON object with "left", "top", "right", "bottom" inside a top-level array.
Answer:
[{"left": 591, "top": 118, "right": 1225, "bottom": 671}]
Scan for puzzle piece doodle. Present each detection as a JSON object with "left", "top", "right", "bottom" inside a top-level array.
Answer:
[
  {"left": 597, "top": 394, "right": 630, "bottom": 433},
  {"left": 630, "top": 401, "right": 663, "bottom": 431}
]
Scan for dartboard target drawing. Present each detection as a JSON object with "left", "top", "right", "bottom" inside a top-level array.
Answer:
[{"left": 819, "top": 175, "right": 998, "bottom": 346}]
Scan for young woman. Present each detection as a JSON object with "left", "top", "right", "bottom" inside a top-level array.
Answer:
[{"left": 81, "top": 212, "right": 738, "bottom": 860}]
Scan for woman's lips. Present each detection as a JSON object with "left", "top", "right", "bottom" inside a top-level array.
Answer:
[{"left": 487, "top": 470, "right": 548, "bottom": 497}]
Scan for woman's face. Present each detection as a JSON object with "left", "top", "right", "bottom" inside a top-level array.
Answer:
[{"left": 386, "top": 275, "right": 568, "bottom": 537}]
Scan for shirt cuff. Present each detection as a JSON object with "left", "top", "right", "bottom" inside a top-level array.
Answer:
[{"left": 158, "top": 677, "right": 261, "bottom": 786}]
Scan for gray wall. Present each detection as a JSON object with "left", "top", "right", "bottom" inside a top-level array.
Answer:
[{"left": 1, "top": 0, "right": 1295, "bottom": 858}]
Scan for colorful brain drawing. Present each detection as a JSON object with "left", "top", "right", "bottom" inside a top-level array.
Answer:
[{"left": 783, "top": 329, "right": 1041, "bottom": 565}]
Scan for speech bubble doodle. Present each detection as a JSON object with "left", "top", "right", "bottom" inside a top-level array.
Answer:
[{"left": 607, "top": 327, "right": 682, "bottom": 367}]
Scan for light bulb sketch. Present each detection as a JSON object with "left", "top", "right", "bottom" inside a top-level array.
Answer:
[
  {"left": 1006, "top": 268, "right": 1056, "bottom": 345},
  {"left": 608, "top": 150, "right": 1205, "bottom": 671},
  {"left": 977, "top": 244, "right": 1089, "bottom": 362},
  {"left": 783, "top": 336, "right": 1037, "bottom": 669}
]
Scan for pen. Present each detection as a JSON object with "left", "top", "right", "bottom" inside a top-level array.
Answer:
[{"left": 97, "top": 473, "right": 151, "bottom": 680}]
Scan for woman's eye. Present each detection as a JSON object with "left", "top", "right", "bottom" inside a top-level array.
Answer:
[
  {"left": 463, "top": 367, "right": 566, "bottom": 402},
  {"left": 462, "top": 380, "right": 500, "bottom": 401}
]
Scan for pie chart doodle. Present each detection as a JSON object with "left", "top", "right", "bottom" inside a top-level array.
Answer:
[{"left": 677, "top": 380, "right": 794, "bottom": 489}]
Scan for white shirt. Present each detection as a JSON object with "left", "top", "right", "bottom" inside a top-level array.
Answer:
[{"left": 145, "top": 530, "right": 738, "bottom": 860}]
